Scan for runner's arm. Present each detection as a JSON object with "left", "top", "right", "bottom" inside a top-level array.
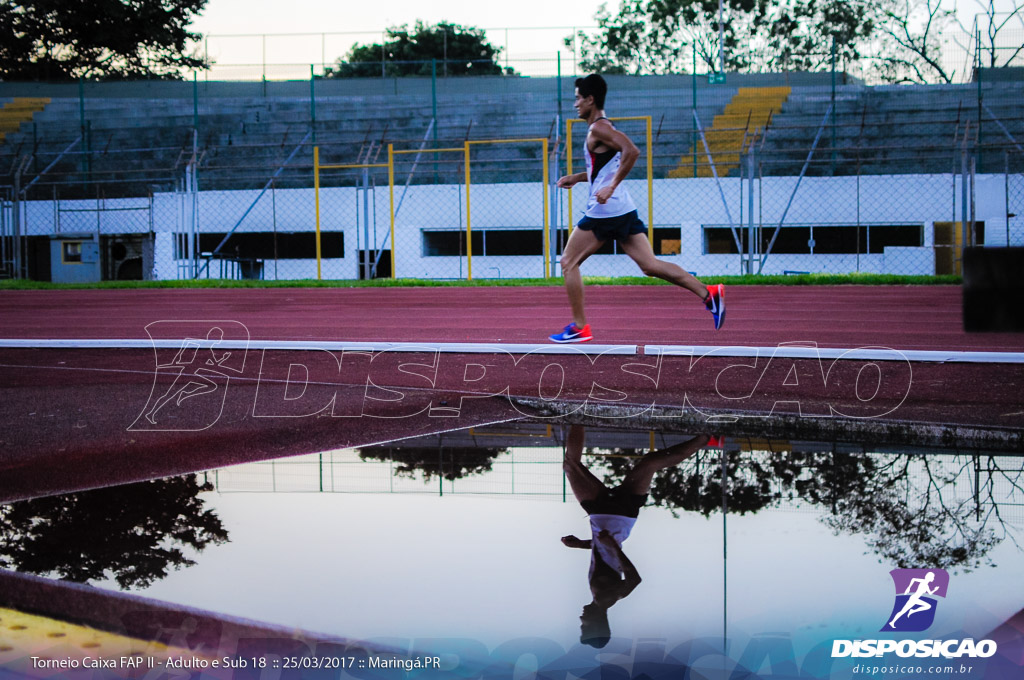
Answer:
[
  {"left": 619, "top": 551, "right": 642, "bottom": 596},
  {"left": 561, "top": 535, "right": 593, "bottom": 549},
  {"left": 589, "top": 121, "right": 639, "bottom": 198},
  {"left": 557, "top": 172, "right": 588, "bottom": 188},
  {"left": 596, "top": 530, "right": 641, "bottom": 589}
]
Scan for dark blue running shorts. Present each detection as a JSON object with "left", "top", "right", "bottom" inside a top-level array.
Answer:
[
  {"left": 576, "top": 209, "right": 647, "bottom": 243},
  {"left": 581, "top": 486, "right": 648, "bottom": 518}
]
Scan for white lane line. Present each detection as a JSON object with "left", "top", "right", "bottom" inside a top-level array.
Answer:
[
  {"left": 1, "top": 339, "right": 1023, "bottom": 363},
  {"left": 644, "top": 345, "right": 1024, "bottom": 364},
  {"left": 0, "top": 339, "right": 638, "bottom": 355}
]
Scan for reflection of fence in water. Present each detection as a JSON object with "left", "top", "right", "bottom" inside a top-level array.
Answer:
[
  {"left": 203, "top": 445, "right": 1024, "bottom": 528},
  {"left": 205, "top": 449, "right": 568, "bottom": 498}
]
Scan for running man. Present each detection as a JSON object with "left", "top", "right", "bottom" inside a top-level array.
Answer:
[
  {"left": 560, "top": 425, "right": 711, "bottom": 647},
  {"left": 887, "top": 571, "right": 939, "bottom": 629},
  {"left": 550, "top": 73, "right": 724, "bottom": 343}
]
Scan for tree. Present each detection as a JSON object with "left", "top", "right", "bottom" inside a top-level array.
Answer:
[
  {"left": 764, "top": 0, "right": 876, "bottom": 71},
  {"left": 1, "top": 0, "right": 209, "bottom": 81},
  {"left": 600, "top": 447, "right": 794, "bottom": 516},
  {"left": 954, "top": 0, "right": 1024, "bottom": 69},
  {"left": 569, "top": 0, "right": 752, "bottom": 74},
  {"left": 325, "top": 21, "right": 513, "bottom": 78},
  {"left": 872, "top": 0, "right": 957, "bottom": 83},
  {"left": 599, "top": 448, "right": 1005, "bottom": 570},
  {"left": 358, "top": 446, "right": 508, "bottom": 481},
  {"left": 568, "top": 0, "right": 876, "bottom": 74},
  {"left": 818, "top": 455, "right": 1002, "bottom": 570},
  {"left": 0, "top": 475, "right": 228, "bottom": 589}
]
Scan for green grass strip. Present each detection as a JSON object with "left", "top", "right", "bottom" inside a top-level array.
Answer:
[{"left": 0, "top": 273, "right": 961, "bottom": 291}]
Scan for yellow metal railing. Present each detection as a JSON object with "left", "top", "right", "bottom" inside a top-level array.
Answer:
[
  {"left": 314, "top": 138, "right": 551, "bottom": 281},
  {"left": 464, "top": 138, "right": 551, "bottom": 280},
  {"left": 313, "top": 148, "right": 390, "bottom": 280}
]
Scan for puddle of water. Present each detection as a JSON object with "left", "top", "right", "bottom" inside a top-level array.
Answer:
[{"left": 2, "top": 421, "right": 1022, "bottom": 677}]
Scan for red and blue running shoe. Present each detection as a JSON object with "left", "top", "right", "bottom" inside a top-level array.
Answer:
[
  {"left": 705, "top": 284, "right": 725, "bottom": 330},
  {"left": 549, "top": 322, "right": 593, "bottom": 343}
]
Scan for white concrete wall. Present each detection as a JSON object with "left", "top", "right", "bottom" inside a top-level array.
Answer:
[{"left": 17, "top": 172, "right": 1018, "bottom": 279}]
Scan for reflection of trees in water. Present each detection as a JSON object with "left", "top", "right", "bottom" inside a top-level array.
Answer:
[
  {"left": 0, "top": 475, "right": 228, "bottom": 589},
  {"left": 598, "top": 449, "right": 1022, "bottom": 571},
  {"left": 357, "top": 446, "right": 508, "bottom": 481},
  {"left": 815, "top": 456, "right": 1007, "bottom": 571}
]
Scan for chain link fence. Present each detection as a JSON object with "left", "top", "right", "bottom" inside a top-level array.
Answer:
[
  {"left": 1008, "top": 150, "right": 1024, "bottom": 247},
  {"left": 2, "top": 75, "right": 1022, "bottom": 282},
  {"left": 0, "top": 185, "right": 14, "bottom": 278},
  {"left": 199, "top": 27, "right": 595, "bottom": 80}
]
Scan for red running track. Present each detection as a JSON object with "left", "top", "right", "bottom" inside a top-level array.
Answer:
[
  {"left": 1, "top": 285, "right": 1023, "bottom": 503},
  {"left": 1, "top": 285, "right": 1023, "bottom": 351}
]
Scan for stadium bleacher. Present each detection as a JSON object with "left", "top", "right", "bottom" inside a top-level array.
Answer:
[
  {"left": 1, "top": 73, "right": 1021, "bottom": 283},
  {"left": 760, "top": 81, "right": 1024, "bottom": 176},
  {"left": 1, "top": 74, "right": 1021, "bottom": 196}
]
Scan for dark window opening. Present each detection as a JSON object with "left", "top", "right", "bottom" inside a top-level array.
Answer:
[
  {"left": 483, "top": 230, "right": 543, "bottom": 256},
  {"left": 934, "top": 222, "right": 985, "bottom": 248},
  {"left": 654, "top": 227, "right": 683, "bottom": 256},
  {"left": 553, "top": 227, "right": 681, "bottom": 256},
  {"left": 423, "top": 226, "right": 683, "bottom": 258},
  {"left": 174, "top": 233, "right": 190, "bottom": 260},
  {"left": 423, "top": 230, "right": 483, "bottom": 257},
  {"left": 194, "top": 232, "right": 344, "bottom": 260},
  {"left": 704, "top": 225, "right": 924, "bottom": 255},
  {"left": 863, "top": 225, "right": 924, "bottom": 253},
  {"left": 423, "top": 229, "right": 545, "bottom": 257},
  {"left": 357, "top": 250, "right": 391, "bottom": 279}
]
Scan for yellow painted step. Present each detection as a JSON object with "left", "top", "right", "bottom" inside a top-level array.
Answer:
[
  {"left": 670, "top": 87, "right": 791, "bottom": 178},
  {"left": 0, "top": 606, "right": 213, "bottom": 670},
  {"left": 0, "top": 97, "right": 50, "bottom": 143}
]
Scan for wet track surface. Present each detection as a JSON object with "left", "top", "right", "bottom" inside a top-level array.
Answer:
[
  {"left": 2, "top": 420, "right": 1023, "bottom": 679},
  {"left": 1, "top": 285, "right": 1023, "bottom": 350},
  {"left": 1, "top": 283, "right": 1023, "bottom": 679}
]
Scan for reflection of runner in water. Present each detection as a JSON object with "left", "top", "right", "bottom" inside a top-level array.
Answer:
[
  {"left": 144, "top": 328, "right": 233, "bottom": 425},
  {"left": 888, "top": 571, "right": 939, "bottom": 628},
  {"left": 560, "top": 425, "right": 710, "bottom": 648}
]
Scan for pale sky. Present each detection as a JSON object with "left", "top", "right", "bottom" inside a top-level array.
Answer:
[
  {"left": 129, "top": 489, "right": 1022, "bottom": 649},
  {"left": 190, "top": 0, "right": 595, "bottom": 36},
  {"left": 190, "top": 0, "right": 599, "bottom": 76},
  {"left": 188, "top": 0, "right": 1021, "bottom": 79},
  {"left": 189, "top": 0, "right": 1019, "bottom": 36}
]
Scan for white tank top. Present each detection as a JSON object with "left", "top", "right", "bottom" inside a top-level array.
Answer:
[
  {"left": 584, "top": 119, "right": 637, "bottom": 219},
  {"left": 588, "top": 513, "right": 637, "bottom": 577}
]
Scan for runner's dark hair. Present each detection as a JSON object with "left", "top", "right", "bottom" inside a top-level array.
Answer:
[{"left": 575, "top": 74, "right": 607, "bottom": 109}]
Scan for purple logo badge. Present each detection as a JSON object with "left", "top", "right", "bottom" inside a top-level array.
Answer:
[{"left": 881, "top": 568, "right": 950, "bottom": 632}]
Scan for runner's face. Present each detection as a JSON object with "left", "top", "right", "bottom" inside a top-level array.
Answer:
[{"left": 574, "top": 89, "right": 593, "bottom": 118}]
